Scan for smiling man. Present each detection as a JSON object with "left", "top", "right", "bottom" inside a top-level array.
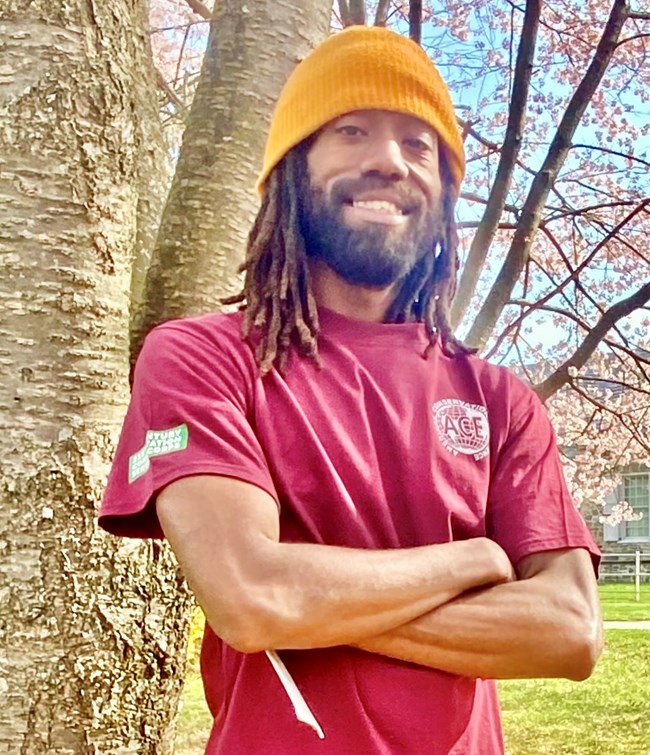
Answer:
[{"left": 100, "top": 25, "right": 602, "bottom": 755}]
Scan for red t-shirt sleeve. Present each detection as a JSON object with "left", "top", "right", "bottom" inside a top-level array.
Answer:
[
  {"left": 98, "top": 318, "right": 277, "bottom": 538},
  {"left": 486, "top": 374, "right": 600, "bottom": 571}
]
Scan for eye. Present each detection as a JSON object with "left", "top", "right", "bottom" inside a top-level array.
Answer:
[
  {"left": 335, "top": 124, "right": 366, "bottom": 137},
  {"left": 404, "top": 136, "right": 432, "bottom": 152}
]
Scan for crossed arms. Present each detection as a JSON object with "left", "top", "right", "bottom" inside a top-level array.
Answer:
[{"left": 157, "top": 475, "right": 603, "bottom": 680}]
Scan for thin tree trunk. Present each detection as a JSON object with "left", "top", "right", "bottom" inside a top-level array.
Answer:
[
  {"left": 0, "top": 1, "right": 190, "bottom": 751},
  {"left": 464, "top": 0, "right": 630, "bottom": 350},
  {"left": 129, "top": 75, "right": 173, "bottom": 325},
  {"left": 409, "top": 0, "right": 422, "bottom": 44},
  {"left": 450, "top": 0, "right": 541, "bottom": 330},
  {"left": 131, "top": 0, "right": 332, "bottom": 361},
  {"left": 374, "top": 0, "right": 391, "bottom": 26}
]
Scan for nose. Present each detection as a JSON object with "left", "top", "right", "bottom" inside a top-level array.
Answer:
[{"left": 359, "top": 137, "right": 409, "bottom": 181}]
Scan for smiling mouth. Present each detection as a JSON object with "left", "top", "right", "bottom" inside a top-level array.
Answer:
[{"left": 344, "top": 199, "right": 409, "bottom": 216}]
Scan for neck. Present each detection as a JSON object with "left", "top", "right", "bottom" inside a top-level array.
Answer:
[{"left": 308, "top": 259, "right": 396, "bottom": 323}]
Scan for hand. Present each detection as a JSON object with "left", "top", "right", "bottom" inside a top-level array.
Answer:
[{"left": 478, "top": 537, "right": 516, "bottom": 585}]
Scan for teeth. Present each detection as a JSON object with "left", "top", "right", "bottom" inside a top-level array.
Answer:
[{"left": 352, "top": 200, "right": 402, "bottom": 214}]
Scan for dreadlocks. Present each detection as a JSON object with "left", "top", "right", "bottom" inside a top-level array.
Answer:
[{"left": 223, "top": 144, "right": 475, "bottom": 374}]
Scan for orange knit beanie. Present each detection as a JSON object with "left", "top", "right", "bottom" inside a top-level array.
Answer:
[{"left": 257, "top": 25, "right": 465, "bottom": 194}]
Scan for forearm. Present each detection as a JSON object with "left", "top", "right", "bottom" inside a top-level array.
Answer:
[
  {"left": 158, "top": 477, "right": 514, "bottom": 653},
  {"left": 196, "top": 534, "right": 511, "bottom": 653},
  {"left": 356, "top": 550, "right": 603, "bottom": 680}
]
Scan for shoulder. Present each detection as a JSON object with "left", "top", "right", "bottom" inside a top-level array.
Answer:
[
  {"left": 444, "top": 350, "right": 539, "bottom": 403},
  {"left": 147, "top": 310, "right": 245, "bottom": 349},
  {"left": 135, "top": 310, "right": 258, "bottom": 388},
  {"left": 141, "top": 311, "right": 250, "bottom": 363},
  {"left": 439, "top": 351, "right": 547, "bottom": 433}
]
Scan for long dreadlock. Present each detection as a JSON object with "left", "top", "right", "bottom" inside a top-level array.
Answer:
[{"left": 223, "top": 143, "right": 475, "bottom": 374}]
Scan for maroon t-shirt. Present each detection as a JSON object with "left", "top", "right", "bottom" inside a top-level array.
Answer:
[{"left": 100, "top": 309, "right": 599, "bottom": 754}]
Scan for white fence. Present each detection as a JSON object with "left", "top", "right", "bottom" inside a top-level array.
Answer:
[{"left": 600, "top": 551, "right": 650, "bottom": 601}]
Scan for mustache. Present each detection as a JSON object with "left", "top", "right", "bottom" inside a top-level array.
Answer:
[{"left": 328, "top": 177, "right": 424, "bottom": 213}]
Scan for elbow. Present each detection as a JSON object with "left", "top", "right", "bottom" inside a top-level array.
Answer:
[
  {"left": 204, "top": 586, "right": 299, "bottom": 655},
  {"left": 563, "top": 615, "right": 604, "bottom": 681},
  {"left": 206, "top": 611, "right": 274, "bottom": 654},
  {"left": 205, "top": 601, "right": 277, "bottom": 655},
  {"left": 222, "top": 627, "right": 272, "bottom": 655}
]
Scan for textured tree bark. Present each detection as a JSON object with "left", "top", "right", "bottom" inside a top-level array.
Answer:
[
  {"left": 129, "top": 58, "right": 173, "bottom": 327},
  {"left": 131, "top": 0, "right": 333, "bottom": 361},
  {"left": 0, "top": 1, "right": 190, "bottom": 752}
]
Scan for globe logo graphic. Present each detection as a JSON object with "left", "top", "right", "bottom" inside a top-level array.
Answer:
[{"left": 432, "top": 399, "right": 489, "bottom": 457}]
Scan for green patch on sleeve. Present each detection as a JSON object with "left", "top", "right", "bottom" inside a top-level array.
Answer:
[{"left": 128, "top": 424, "right": 189, "bottom": 483}]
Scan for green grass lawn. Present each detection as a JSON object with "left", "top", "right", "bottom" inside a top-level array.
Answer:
[
  {"left": 176, "top": 629, "right": 649, "bottom": 754},
  {"left": 500, "top": 630, "right": 650, "bottom": 754},
  {"left": 175, "top": 672, "right": 212, "bottom": 755},
  {"left": 598, "top": 582, "right": 650, "bottom": 621}
]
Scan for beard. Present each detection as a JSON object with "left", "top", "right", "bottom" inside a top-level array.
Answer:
[{"left": 299, "top": 176, "right": 443, "bottom": 288}]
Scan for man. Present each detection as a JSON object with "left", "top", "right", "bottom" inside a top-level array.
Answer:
[{"left": 100, "top": 25, "right": 602, "bottom": 754}]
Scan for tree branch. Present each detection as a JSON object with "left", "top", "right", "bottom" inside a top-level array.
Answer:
[
  {"left": 546, "top": 199, "right": 638, "bottom": 221},
  {"left": 484, "top": 200, "right": 649, "bottom": 359},
  {"left": 457, "top": 222, "right": 519, "bottom": 230},
  {"left": 338, "top": 0, "right": 352, "bottom": 26},
  {"left": 576, "top": 376, "right": 650, "bottom": 400},
  {"left": 173, "top": 22, "right": 192, "bottom": 86},
  {"left": 154, "top": 67, "right": 186, "bottom": 113},
  {"left": 409, "top": 0, "right": 422, "bottom": 44},
  {"left": 348, "top": 0, "right": 366, "bottom": 24},
  {"left": 374, "top": 0, "right": 392, "bottom": 26},
  {"left": 571, "top": 143, "right": 650, "bottom": 168},
  {"left": 563, "top": 382, "right": 650, "bottom": 454},
  {"left": 535, "top": 281, "right": 650, "bottom": 401},
  {"left": 451, "top": 0, "right": 542, "bottom": 329},
  {"left": 618, "top": 32, "right": 650, "bottom": 45},
  {"left": 458, "top": 119, "right": 570, "bottom": 215},
  {"left": 460, "top": 191, "right": 522, "bottom": 217},
  {"left": 184, "top": 0, "right": 211, "bottom": 20},
  {"left": 464, "top": 0, "right": 630, "bottom": 350}
]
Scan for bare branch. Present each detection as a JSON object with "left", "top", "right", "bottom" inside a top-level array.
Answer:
[
  {"left": 465, "top": 0, "right": 630, "bottom": 350},
  {"left": 458, "top": 119, "right": 570, "bottom": 214},
  {"left": 460, "top": 191, "right": 522, "bottom": 216},
  {"left": 338, "top": 0, "right": 352, "bottom": 26},
  {"left": 563, "top": 382, "right": 650, "bottom": 453},
  {"left": 571, "top": 143, "right": 650, "bottom": 168},
  {"left": 576, "top": 376, "right": 650, "bottom": 399},
  {"left": 150, "top": 20, "right": 209, "bottom": 34},
  {"left": 629, "top": 11, "right": 650, "bottom": 20},
  {"left": 348, "top": 0, "right": 367, "bottom": 24},
  {"left": 409, "top": 0, "right": 422, "bottom": 44},
  {"left": 154, "top": 67, "right": 186, "bottom": 113},
  {"left": 546, "top": 199, "right": 638, "bottom": 221},
  {"left": 457, "top": 222, "right": 519, "bottom": 230},
  {"left": 484, "top": 201, "right": 649, "bottom": 358},
  {"left": 605, "top": 341, "right": 650, "bottom": 389},
  {"left": 374, "top": 0, "right": 392, "bottom": 26},
  {"left": 173, "top": 23, "right": 192, "bottom": 86},
  {"left": 451, "top": 0, "right": 542, "bottom": 329},
  {"left": 184, "top": 0, "right": 212, "bottom": 20},
  {"left": 535, "top": 281, "right": 650, "bottom": 401}
]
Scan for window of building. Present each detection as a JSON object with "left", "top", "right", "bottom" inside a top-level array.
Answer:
[{"left": 622, "top": 473, "right": 650, "bottom": 540}]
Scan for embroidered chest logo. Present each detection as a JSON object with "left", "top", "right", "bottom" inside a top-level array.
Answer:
[
  {"left": 128, "top": 424, "right": 189, "bottom": 483},
  {"left": 432, "top": 399, "right": 489, "bottom": 461}
]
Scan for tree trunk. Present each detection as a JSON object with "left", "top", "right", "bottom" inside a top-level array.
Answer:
[
  {"left": 0, "top": 1, "right": 190, "bottom": 751},
  {"left": 129, "top": 84, "right": 173, "bottom": 328},
  {"left": 131, "top": 0, "right": 333, "bottom": 360}
]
